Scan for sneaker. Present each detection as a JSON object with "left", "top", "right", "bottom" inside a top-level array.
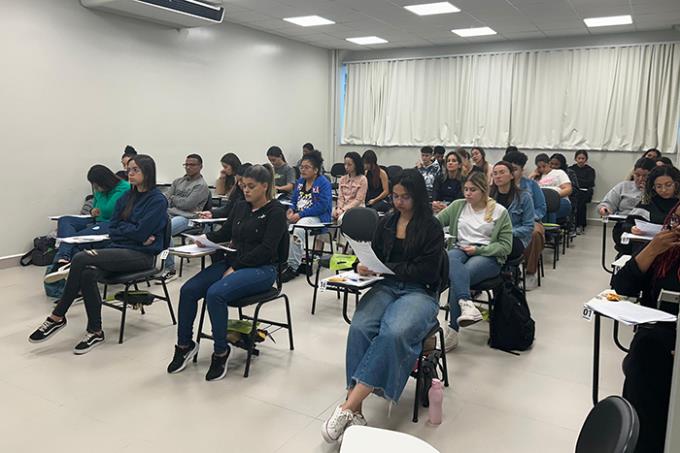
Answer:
[
  {"left": 280, "top": 266, "right": 298, "bottom": 283},
  {"left": 156, "top": 269, "right": 177, "bottom": 284},
  {"left": 43, "top": 263, "right": 71, "bottom": 284},
  {"left": 167, "top": 341, "right": 199, "bottom": 374},
  {"left": 525, "top": 273, "right": 539, "bottom": 291},
  {"left": 205, "top": 347, "right": 230, "bottom": 381},
  {"left": 457, "top": 299, "right": 483, "bottom": 327},
  {"left": 73, "top": 331, "right": 105, "bottom": 355},
  {"left": 444, "top": 326, "right": 459, "bottom": 352},
  {"left": 29, "top": 316, "right": 67, "bottom": 343},
  {"left": 321, "top": 405, "right": 354, "bottom": 443}
]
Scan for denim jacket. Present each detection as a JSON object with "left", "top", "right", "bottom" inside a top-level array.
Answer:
[{"left": 506, "top": 190, "right": 535, "bottom": 247}]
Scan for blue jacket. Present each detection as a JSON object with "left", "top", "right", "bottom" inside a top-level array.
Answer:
[
  {"left": 290, "top": 176, "right": 332, "bottom": 223},
  {"left": 520, "top": 176, "right": 546, "bottom": 221},
  {"left": 506, "top": 190, "right": 536, "bottom": 247},
  {"left": 108, "top": 188, "right": 169, "bottom": 255}
]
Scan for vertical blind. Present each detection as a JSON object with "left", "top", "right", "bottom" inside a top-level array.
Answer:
[{"left": 342, "top": 43, "right": 680, "bottom": 152}]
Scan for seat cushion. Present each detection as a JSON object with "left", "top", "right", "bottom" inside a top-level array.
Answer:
[
  {"left": 228, "top": 287, "right": 280, "bottom": 308},
  {"left": 99, "top": 268, "right": 159, "bottom": 285}
]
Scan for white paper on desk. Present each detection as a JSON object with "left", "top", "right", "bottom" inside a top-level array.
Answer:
[
  {"left": 620, "top": 232, "right": 654, "bottom": 244},
  {"left": 345, "top": 237, "right": 395, "bottom": 275},
  {"left": 585, "top": 299, "right": 677, "bottom": 326},
  {"left": 189, "top": 218, "right": 228, "bottom": 225},
  {"left": 170, "top": 244, "right": 218, "bottom": 255},
  {"left": 182, "top": 233, "right": 232, "bottom": 251},
  {"left": 50, "top": 214, "right": 92, "bottom": 221},
  {"left": 635, "top": 219, "right": 663, "bottom": 236},
  {"left": 58, "top": 234, "right": 110, "bottom": 244},
  {"left": 320, "top": 271, "right": 383, "bottom": 291}
]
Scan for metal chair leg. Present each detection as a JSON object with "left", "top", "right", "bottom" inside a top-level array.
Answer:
[
  {"left": 438, "top": 327, "right": 450, "bottom": 387},
  {"left": 413, "top": 353, "right": 424, "bottom": 423},
  {"left": 118, "top": 285, "right": 129, "bottom": 344},
  {"left": 284, "top": 295, "right": 294, "bottom": 350},
  {"left": 161, "top": 280, "right": 176, "bottom": 325}
]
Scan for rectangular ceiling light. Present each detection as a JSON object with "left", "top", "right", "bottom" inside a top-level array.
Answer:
[
  {"left": 452, "top": 26, "right": 496, "bottom": 37},
  {"left": 404, "top": 2, "right": 460, "bottom": 16},
  {"left": 283, "top": 15, "right": 335, "bottom": 27},
  {"left": 583, "top": 15, "right": 633, "bottom": 27},
  {"left": 346, "top": 36, "right": 388, "bottom": 45}
]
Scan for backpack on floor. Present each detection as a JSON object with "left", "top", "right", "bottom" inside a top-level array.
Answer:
[
  {"left": 490, "top": 281, "right": 535, "bottom": 353},
  {"left": 20, "top": 236, "right": 57, "bottom": 267},
  {"left": 43, "top": 261, "right": 65, "bottom": 299}
]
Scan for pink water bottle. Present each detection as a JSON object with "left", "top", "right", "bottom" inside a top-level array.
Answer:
[{"left": 428, "top": 379, "right": 443, "bottom": 425}]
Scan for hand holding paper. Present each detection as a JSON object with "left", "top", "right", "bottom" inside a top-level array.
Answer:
[
  {"left": 345, "top": 237, "right": 394, "bottom": 275},
  {"left": 634, "top": 219, "right": 662, "bottom": 236}
]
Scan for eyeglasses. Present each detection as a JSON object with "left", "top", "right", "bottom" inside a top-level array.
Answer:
[
  {"left": 299, "top": 165, "right": 314, "bottom": 171},
  {"left": 127, "top": 167, "right": 141, "bottom": 174}
]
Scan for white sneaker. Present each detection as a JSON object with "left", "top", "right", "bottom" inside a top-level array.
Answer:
[
  {"left": 321, "top": 405, "right": 354, "bottom": 443},
  {"left": 524, "top": 273, "right": 538, "bottom": 291},
  {"left": 457, "top": 299, "right": 483, "bottom": 327},
  {"left": 444, "top": 326, "right": 459, "bottom": 352},
  {"left": 44, "top": 263, "right": 71, "bottom": 284}
]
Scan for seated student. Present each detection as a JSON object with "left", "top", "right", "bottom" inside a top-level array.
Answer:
[
  {"left": 333, "top": 152, "right": 367, "bottom": 222},
  {"left": 198, "top": 163, "right": 250, "bottom": 221},
  {"left": 362, "top": 150, "right": 391, "bottom": 213},
  {"left": 490, "top": 161, "right": 534, "bottom": 260},
  {"left": 47, "top": 165, "right": 130, "bottom": 276},
  {"left": 612, "top": 203, "right": 680, "bottom": 453},
  {"left": 115, "top": 145, "right": 137, "bottom": 180},
  {"left": 456, "top": 147, "right": 473, "bottom": 177},
  {"left": 622, "top": 165, "right": 680, "bottom": 238},
  {"left": 568, "top": 150, "right": 596, "bottom": 234},
  {"left": 437, "top": 172, "right": 512, "bottom": 350},
  {"left": 416, "top": 146, "right": 442, "bottom": 199},
  {"left": 532, "top": 153, "right": 572, "bottom": 223},
  {"left": 281, "top": 150, "right": 332, "bottom": 282},
  {"left": 598, "top": 157, "right": 656, "bottom": 217},
  {"left": 163, "top": 153, "right": 211, "bottom": 279},
  {"left": 296, "top": 142, "right": 326, "bottom": 175},
  {"left": 215, "top": 153, "right": 241, "bottom": 196},
  {"left": 28, "top": 155, "right": 168, "bottom": 354},
  {"left": 433, "top": 145, "right": 446, "bottom": 169},
  {"left": 321, "top": 170, "right": 445, "bottom": 443},
  {"left": 644, "top": 148, "right": 662, "bottom": 161},
  {"left": 432, "top": 151, "right": 464, "bottom": 214},
  {"left": 470, "top": 146, "right": 492, "bottom": 183},
  {"left": 504, "top": 151, "right": 547, "bottom": 290},
  {"left": 266, "top": 146, "right": 296, "bottom": 201},
  {"left": 167, "top": 165, "right": 287, "bottom": 381}
]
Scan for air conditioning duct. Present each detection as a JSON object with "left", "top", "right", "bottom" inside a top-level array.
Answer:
[{"left": 81, "top": 0, "right": 224, "bottom": 28}]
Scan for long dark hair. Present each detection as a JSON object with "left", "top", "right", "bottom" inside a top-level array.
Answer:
[
  {"left": 652, "top": 200, "right": 680, "bottom": 283},
  {"left": 362, "top": 149, "right": 380, "bottom": 188},
  {"left": 121, "top": 154, "right": 156, "bottom": 220},
  {"left": 391, "top": 169, "right": 432, "bottom": 255},
  {"left": 490, "top": 161, "right": 518, "bottom": 205},
  {"left": 266, "top": 146, "right": 286, "bottom": 163},
  {"left": 87, "top": 165, "right": 121, "bottom": 193},
  {"left": 471, "top": 146, "right": 488, "bottom": 175},
  {"left": 642, "top": 165, "right": 680, "bottom": 204},
  {"left": 550, "top": 153, "right": 568, "bottom": 171},
  {"left": 444, "top": 151, "right": 463, "bottom": 182},
  {"left": 344, "top": 151, "right": 364, "bottom": 176}
]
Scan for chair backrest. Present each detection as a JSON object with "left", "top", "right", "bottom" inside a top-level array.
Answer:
[
  {"left": 156, "top": 216, "right": 173, "bottom": 272},
  {"left": 274, "top": 227, "right": 291, "bottom": 290},
  {"left": 541, "top": 188, "right": 560, "bottom": 214},
  {"left": 387, "top": 165, "right": 403, "bottom": 182},
  {"left": 203, "top": 195, "right": 213, "bottom": 211},
  {"left": 331, "top": 163, "right": 346, "bottom": 178},
  {"left": 341, "top": 207, "right": 380, "bottom": 242},
  {"left": 575, "top": 396, "right": 639, "bottom": 453}
]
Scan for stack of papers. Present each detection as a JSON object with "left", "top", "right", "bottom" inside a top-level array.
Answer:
[
  {"left": 585, "top": 299, "right": 677, "bottom": 326},
  {"left": 320, "top": 271, "right": 383, "bottom": 289},
  {"left": 169, "top": 244, "right": 218, "bottom": 256},
  {"left": 58, "top": 234, "right": 110, "bottom": 244}
]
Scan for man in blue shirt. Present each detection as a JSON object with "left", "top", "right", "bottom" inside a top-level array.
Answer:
[{"left": 504, "top": 150, "right": 546, "bottom": 290}]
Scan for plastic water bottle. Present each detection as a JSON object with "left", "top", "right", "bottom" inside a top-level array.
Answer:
[{"left": 428, "top": 379, "right": 443, "bottom": 425}]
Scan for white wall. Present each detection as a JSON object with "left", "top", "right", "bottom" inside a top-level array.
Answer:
[{"left": 0, "top": 0, "right": 331, "bottom": 258}]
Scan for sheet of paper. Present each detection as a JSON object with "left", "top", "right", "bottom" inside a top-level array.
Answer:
[
  {"left": 585, "top": 299, "right": 677, "bottom": 326},
  {"left": 320, "top": 271, "right": 383, "bottom": 290},
  {"left": 620, "top": 232, "right": 654, "bottom": 244},
  {"left": 345, "top": 237, "right": 395, "bottom": 275},
  {"left": 182, "top": 233, "right": 232, "bottom": 251},
  {"left": 189, "top": 218, "right": 228, "bottom": 225},
  {"left": 634, "top": 219, "right": 663, "bottom": 236},
  {"left": 58, "top": 234, "right": 110, "bottom": 244},
  {"left": 169, "top": 244, "right": 218, "bottom": 255},
  {"left": 50, "top": 214, "right": 92, "bottom": 221},
  {"left": 611, "top": 254, "right": 632, "bottom": 269}
]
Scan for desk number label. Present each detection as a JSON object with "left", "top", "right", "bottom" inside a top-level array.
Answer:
[{"left": 582, "top": 306, "right": 593, "bottom": 321}]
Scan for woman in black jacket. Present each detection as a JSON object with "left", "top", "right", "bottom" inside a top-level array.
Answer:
[
  {"left": 612, "top": 201, "right": 680, "bottom": 453},
  {"left": 167, "top": 164, "right": 287, "bottom": 381},
  {"left": 568, "top": 150, "right": 596, "bottom": 233},
  {"left": 321, "top": 169, "right": 445, "bottom": 444}
]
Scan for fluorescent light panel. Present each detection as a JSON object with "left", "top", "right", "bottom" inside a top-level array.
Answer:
[
  {"left": 346, "top": 36, "right": 388, "bottom": 45},
  {"left": 583, "top": 15, "right": 632, "bottom": 27},
  {"left": 404, "top": 2, "right": 460, "bottom": 16},
  {"left": 452, "top": 26, "right": 496, "bottom": 37},
  {"left": 283, "top": 15, "right": 335, "bottom": 27}
]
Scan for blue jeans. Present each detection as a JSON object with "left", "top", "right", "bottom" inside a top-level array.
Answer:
[
  {"left": 447, "top": 248, "right": 501, "bottom": 331},
  {"left": 346, "top": 279, "right": 438, "bottom": 403},
  {"left": 164, "top": 216, "right": 192, "bottom": 271},
  {"left": 177, "top": 259, "right": 276, "bottom": 354},
  {"left": 55, "top": 216, "right": 109, "bottom": 262},
  {"left": 287, "top": 216, "right": 321, "bottom": 271},
  {"left": 544, "top": 198, "right": 571, "bottom": 224}
]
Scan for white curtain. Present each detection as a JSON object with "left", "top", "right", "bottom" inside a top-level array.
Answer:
[{"left": 342, "top": 43, "right": 680, "bottom": 152}]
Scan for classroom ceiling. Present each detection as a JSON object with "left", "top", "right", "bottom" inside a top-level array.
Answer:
[{"left": 217, "top": 0, "right": 680, "bottom": 49}]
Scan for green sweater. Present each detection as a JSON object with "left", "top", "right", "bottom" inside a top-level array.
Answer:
[
  {"left": 93, "top": 180, "right": 130, "bottom": 221},
  {"left": 436, "top": 198, "right": 513, "bottom": 264}
]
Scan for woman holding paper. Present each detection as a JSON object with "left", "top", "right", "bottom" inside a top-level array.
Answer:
[
  {"left": 29, "top": 155, "right": 168, "bottom": 354},
  {"left": 622, "top": 165, "right": 680, "bottom": 238},
  {"left": 321, "top": 169, "right": 445, "bottom": 444},
  {"left": 612, "top": 201, "right": 680, "bottom": 453},
  {"left": 167, "top": 164, "right": 287, "bottom": 381}
]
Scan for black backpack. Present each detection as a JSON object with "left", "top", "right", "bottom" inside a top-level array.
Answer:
[
  {"left": 20, "top": 236, "right": 57, "bottom": 267},
  {"left": 490, "top": 281, "right": 535, "bottom": 352}
]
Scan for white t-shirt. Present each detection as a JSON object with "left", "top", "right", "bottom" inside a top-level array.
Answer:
[
  {"left": 457, "top": 202, "right": 506, "bottom": 246},
  {"left": 538, "top": 169, "right": 570, "bottom": 192}
]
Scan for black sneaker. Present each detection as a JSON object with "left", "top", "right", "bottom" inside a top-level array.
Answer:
[
  {"left": 280, "top": 267, "right": 298, "bottom": 283},
  {"left": 156, "top": 269, "right": 177, "bottom": 284},
  {"left": 205, "top": 347, "right": 230, "bottom": 382},
  {"left": 29, "top": 317, "right": 67, "bottom": 343},
  {"left": 167, "top": 342, "right": 199, "bottom": 374},
  {"left": 73, "top": 331, "right": 105, "bottom": 355}
]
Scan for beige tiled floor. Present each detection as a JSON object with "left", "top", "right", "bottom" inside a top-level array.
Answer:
[{"left": 0, "top": 228, "right": 631, "bottom": 453}]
